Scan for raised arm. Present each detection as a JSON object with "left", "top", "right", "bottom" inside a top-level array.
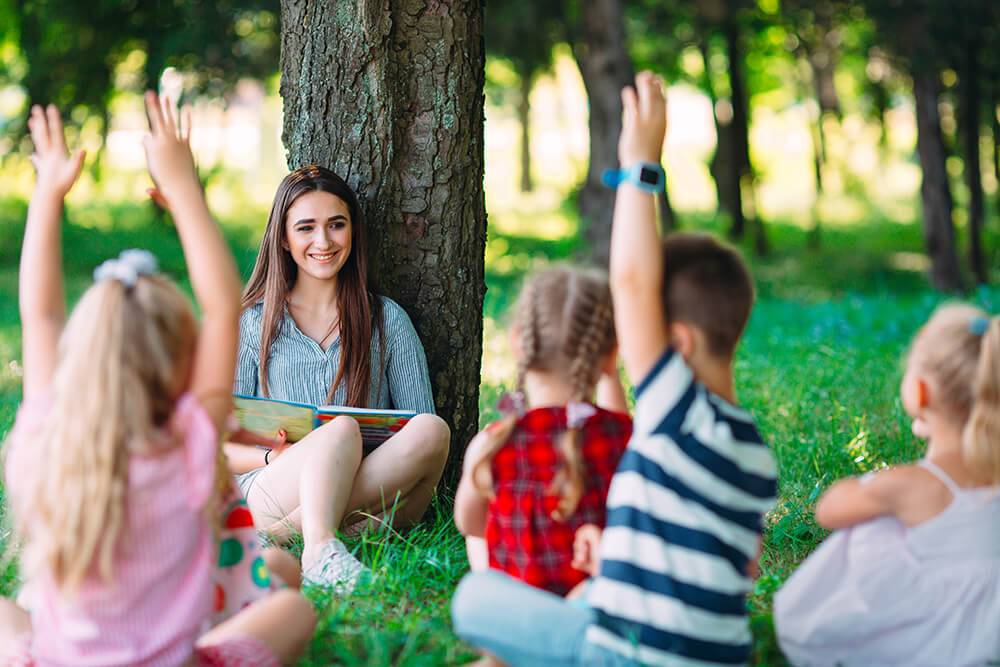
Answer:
[
  {"left": 609, "top": 72, "right": 669, "bottom": 385},
  {"left": 20, "top": 105, "right": 86, "bottom": 400},
  {"left": 142, "top": 92, "right": 241, "bottom": 430}
]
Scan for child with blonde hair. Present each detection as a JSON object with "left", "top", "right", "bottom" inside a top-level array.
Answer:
[
  {"left": 775, "top": 304, "right": 1000, "bottom": 666},
  {"left": 0, "top": 95, "right": 315, "bottom": 666},
  {"left": 454, "top": 265, "right": 632, "bottom": 596}
]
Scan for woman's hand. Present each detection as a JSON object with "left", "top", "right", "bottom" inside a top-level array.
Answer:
[
  {"left": 266, "top": 429, "right": 291, "bottom": 463},
  {"left": 28, "top": 104, "right": 85, "bottom": 199},
  {"left": 142, "top": 91, "right": 198, "bottom": 199}
]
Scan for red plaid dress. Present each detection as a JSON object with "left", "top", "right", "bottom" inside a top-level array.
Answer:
[{"left": 486, "top": 405, "right": 632, "bottom": 595}]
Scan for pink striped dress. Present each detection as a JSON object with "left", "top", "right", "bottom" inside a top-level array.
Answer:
[{"left": 3, "top": 394, "right": 275, "bottom": 667}]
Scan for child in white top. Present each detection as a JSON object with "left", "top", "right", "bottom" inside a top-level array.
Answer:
[
  {"left": 775, "top": 303, "right": 1000, "bottom": 667},
  {"left": 0, "top": 94, "right": 315, "bottom": 666}
]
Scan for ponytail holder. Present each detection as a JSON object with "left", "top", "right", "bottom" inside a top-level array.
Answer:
[
  {"left": 93, "top": 249, "right": 158, "bottom": 288},
  {"left": 498, "top": 391, "right": 526, "bottom": 418},
  {"left": 969, "top": 316, "right": 990, "bottom": 336},
  {"left": 566, "top": 401, "right": 597, "bottom": 429}
]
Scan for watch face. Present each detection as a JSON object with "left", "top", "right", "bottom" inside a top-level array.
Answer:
[{"left": 639, "top": 166, "right": 661, "bottom": 185}]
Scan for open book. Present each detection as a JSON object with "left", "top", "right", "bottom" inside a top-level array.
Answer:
[{"left": 233, "top": 394, "right": 416, "bottom": 453}]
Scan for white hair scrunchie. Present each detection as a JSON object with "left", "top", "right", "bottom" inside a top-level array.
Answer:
[{"left": 93, "top": 249, "right": 159, "bottom": 288}]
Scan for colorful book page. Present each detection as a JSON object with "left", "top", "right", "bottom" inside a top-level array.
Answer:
[{"left": 233, "top": 395, "right": 316, "bottom": 442}]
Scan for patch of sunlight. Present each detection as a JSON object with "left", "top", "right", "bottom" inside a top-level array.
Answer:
[
  {"left": 845, "top": 418, "right": 887, "bottom": 474},
  {"left": 888, "top": 252, "right": 931, "bottom": 273},
  {"left": 816, "top": 194, "right": 868, "bottom": 225},
  {"left": 480, "top": 315, "right": 516, "bottom": 388}
]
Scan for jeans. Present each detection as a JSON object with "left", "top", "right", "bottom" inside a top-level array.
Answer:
[{"left": 451, "top": 571, "right": 636, "bottom": 666}]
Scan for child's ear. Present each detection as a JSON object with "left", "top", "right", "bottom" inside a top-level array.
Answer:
[{"left": 668, "top": 322, "right": 696, "bottom": 359}]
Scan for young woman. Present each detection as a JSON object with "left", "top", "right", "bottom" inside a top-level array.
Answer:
[{"left": 227, "top": 165, "right": 450, "bottom": 590}]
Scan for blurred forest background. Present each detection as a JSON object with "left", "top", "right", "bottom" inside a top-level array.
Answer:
[{"left": 0, "top": 1, "right": 999, "bottom": 664}]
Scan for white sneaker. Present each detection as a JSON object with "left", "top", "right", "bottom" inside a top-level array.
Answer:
[{"left": 302, "top": 537, "right": 368, "bottom": 593}]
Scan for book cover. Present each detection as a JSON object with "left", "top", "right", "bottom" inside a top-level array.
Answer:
[{"left": 233, "top": 395, "right": 416, "bottom": 451}]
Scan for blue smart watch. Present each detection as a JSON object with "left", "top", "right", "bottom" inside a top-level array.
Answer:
[{"left": 601, "top": 162, "right": 665, "bottom": 193}]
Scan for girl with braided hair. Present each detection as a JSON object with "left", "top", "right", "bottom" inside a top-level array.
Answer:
[{"left": 453, "top": 266, "right": 632, "bottom": 597}]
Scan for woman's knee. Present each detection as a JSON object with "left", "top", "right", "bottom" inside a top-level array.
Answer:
[
  {"left": 312, "top": 416, "right": 363, "bottom": 459},
  {"left": 404, "top": 413, "right": 451, "bottom": 467}
]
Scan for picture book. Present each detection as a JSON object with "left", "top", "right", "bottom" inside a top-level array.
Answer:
[{"left": 233, "top": 394, "right": 416, "bottom": 452}]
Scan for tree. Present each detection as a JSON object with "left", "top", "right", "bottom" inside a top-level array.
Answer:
[
  {"left": 564, "top": 0, "right": 635, "bottom": 266},
  {"left": 280, "top": 0, "right": 487, "bottom": 479},
  {"left": 484, "top": 0, "right": 561, "bottom": 193}
]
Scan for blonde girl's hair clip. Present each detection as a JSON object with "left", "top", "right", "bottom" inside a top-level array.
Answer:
[
  {"left": 969, "top": 316, "right": 990, "bottom": 337},
  {"left": 93, "top": 249, "right": 159, "bottom": 288}
]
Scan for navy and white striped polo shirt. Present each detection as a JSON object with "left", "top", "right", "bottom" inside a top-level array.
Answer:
[{"left": 586, "top": 347, "right": 777, "bottom": 666}]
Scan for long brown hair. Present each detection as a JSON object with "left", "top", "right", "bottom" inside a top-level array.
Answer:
[
  {"left": 242, "top": 165, "right": 384, "bottom": 407},
  {"left": 469, "top": 266, "right": 617, "bottom": 520}
]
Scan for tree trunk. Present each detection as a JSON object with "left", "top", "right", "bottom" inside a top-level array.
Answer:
[
  {"left": 518, "top": 69, "right": 533, "bottom": 193},
  {"left": 959, "top": 36, "right": 985, "bottom": 284},
  {"left": 658, "top": 171, "right": 677, "bottom": 231},
  {"left": 723, "top": 17, "right": 757, "bottom": 244},
  {"left": 700, "top": 38, "right": 743, "bottom": 235},
  {"left": 913, "top": 71, "right": 963, "bottom": 291},
  {"left": 280, "top": 0, "right": 487, "bottom": 481},
  {"left": 572, "top": 0, "right": 634, "bottom": 266},
  {"left": 992, "top": 87, "right": 1000, "bottom": 225}
]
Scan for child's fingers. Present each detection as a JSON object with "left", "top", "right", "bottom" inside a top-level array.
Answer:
[
  {"left": 160, "top": 95, "right": 178, "bottom": 137},
  {"left": 621, "top": 86, "right": 638, "bottom": 128},
  {"left": 46, "top": 104, "right": 67, "bottom": 154},
  {"left": 69, "top": 149, "right": 86, "bottom": 177},
  {"left": 29, "top": 105, "right": 50, "bottom": 153},
  {"left": 144, "top": 91, "right": 164, "bottom": 135}
]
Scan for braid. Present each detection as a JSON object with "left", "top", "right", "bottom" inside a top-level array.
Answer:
[
  {"left": 470, "top": 279, "right": 542, "bottom": 499},
  {"left": 550, "top": 273, "right": 617, "bottom": 521}
]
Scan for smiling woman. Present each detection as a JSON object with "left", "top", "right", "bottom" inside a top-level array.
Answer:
[{"left": 225, "top": 165, "right": 450, "bottom": 591}]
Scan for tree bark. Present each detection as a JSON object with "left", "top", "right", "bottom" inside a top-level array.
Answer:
[
  {"left": 913, "top": 71, "right": 963, "bottom": 291},
  {"left": 572, "top": 0, "right": 635, "bottom": 266},
  {"left": 280, "top": 0, "right": 487, "bottom": 481},
  {"left": 959, "top": 36, "right": 985, "bottom": 284},
  {"left": 518, "top": 69, "right": 533, "bottom": 193}
]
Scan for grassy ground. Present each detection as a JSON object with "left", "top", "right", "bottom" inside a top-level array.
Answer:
[{"left": 0, "top": 196, "right": 998, "bottom": 665}]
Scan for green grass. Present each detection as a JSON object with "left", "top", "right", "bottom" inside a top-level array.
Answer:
[{"left": 1, "top": 197, "right": 998, "bottom": 665}]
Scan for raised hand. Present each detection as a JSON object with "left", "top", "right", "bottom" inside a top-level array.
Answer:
[
  {"left": 27, "top": 104, "right": 85, "bottom": 198},
  {"left": 618, "top": 71, "right": 667, "bottom": 167},
  {"left": 142, "top": 91, "right": 198, "bottom": 200}
]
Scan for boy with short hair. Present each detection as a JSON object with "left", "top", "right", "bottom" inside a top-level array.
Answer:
[{"left": 451, "top": 72, "right": 777, "bottom": 666}]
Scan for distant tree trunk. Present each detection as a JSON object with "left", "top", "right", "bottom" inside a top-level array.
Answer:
[
  {"left": 992, "top": 87, "right": 1000, "bottom": 224},
  {"left": 517, "top": 67, "right": 533, "bottom": 193},
  {"left": 959, "top": 37, "right": 986, "bottom": 284},
  {"left": 700, "top": 38, "right": 743, "bottom": 235},
  {"left": 913, "top": 71, "right": 963, "bottom": 291},
  {"left": 723, "top": 17, "right": 766, "bottom": 253},
  {"left": 572, "top": 0, "right": 634, "bottom": 266},
  {"left": 658, "top": 170, "right": 677, "bottom": 231},
  {"left": 280, "top": 0, "right": 487, "bottom": 480}
]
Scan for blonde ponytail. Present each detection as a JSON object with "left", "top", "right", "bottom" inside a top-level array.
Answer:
[
  {"left": 963, "top": 317, "right": 1000, "bottom": 484},
  {"left": 11, "top": 275, "right": 197, "bottom": 593}
]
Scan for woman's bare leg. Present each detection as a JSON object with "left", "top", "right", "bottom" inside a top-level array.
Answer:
[
  {"left": 197, "top": 589, "right": 316, "bottom": 667},
  {"left": 342, "top": 413, "right": 450, "bottom": 531},
  {"left": 245, "top": 416, "right": 363, "bottom": 565}
]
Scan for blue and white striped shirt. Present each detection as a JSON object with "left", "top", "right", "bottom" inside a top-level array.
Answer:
[
  {"left": 234, "top": 297, "right": 435, "bottom": 413},
  {"left": 586, "top": 347, "right": 777, "bottom": 666}
]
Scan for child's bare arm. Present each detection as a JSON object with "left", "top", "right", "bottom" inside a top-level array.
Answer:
[
  {"left": 609, "top": 72, "right": 670, "bottom": 385},
  {"left": 814, "top": 466, "right": 928, "bottom": 530},
  {"left": 142, "top": 92, "right": 241, "bottom": 430},
  {"left": 454, "top": 432, "right": 491, "bottom": 536},
  {"left": 571, "top": 524, "right": 603, "bottom": 576},
  {"left": 20, "top": 105, "right": 86, "bottom": 400}
]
